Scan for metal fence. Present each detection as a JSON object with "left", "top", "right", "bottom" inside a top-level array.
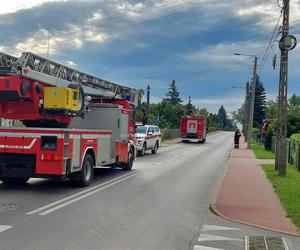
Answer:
[
  {"left": 270, "top": 136, "right": 300, "bottom": 170},
  {"left": 161, "top": 129, "right": 180, "bottom": 140}
]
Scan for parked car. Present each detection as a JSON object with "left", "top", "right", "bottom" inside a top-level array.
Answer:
[{"left": 135, "top": 124, "right": 162, "bottom": 156}]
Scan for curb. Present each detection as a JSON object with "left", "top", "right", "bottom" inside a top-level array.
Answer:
[{"left": 209, "top": 203, "right": 300, "bottom": 238}]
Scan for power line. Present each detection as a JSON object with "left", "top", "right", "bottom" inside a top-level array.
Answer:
[{"left": 257, "top": 12, "right": 282, "bottom": 71}]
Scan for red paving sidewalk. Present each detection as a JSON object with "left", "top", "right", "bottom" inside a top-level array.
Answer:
[{"left": 214, "top": 138, "right": 299, "bottom": 235}]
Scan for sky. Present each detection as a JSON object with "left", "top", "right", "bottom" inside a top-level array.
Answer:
[{"left": 1, "top": 0, "right": 300, "bottom": 113}]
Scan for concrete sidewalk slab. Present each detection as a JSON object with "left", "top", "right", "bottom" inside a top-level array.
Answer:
[{"left": 214, "top": 138, "right": 299, "bottom": 235}]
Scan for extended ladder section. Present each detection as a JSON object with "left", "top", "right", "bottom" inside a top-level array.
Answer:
[
  {"left": 1, "top": 52, "right": 136, "bottom": 102},
  {"left": 0, "top": 53, "right": 18, "bottom": 68}
]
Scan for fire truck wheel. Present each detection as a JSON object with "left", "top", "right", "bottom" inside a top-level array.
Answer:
[
  {"left": 0, "top": 177, "right": 29, "bottom": 185},
  {"left": 72, "top": 154, "right": 94, "bottom": 187},
  {"left": 122, "top": 147, "right": 134, "bottom": 171},
  {"left": 151, "top": 142, "right": 158, "bottom": 154}
]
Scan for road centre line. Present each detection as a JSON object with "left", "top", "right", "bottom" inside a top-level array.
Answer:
[
  {"left": 26, "top": 172, "right": 136, "bottom": 215},
  {"left": 38, "top": 173, "right": 136, "bottom": 215},
  {"left": 0, "top": 225, "right": 13, "bottom": 233}
]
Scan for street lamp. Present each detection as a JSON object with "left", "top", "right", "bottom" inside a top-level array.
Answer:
[
  {"left": 234, "top": 53, "right": 258, "bottom": 149},
  {"left": 234, "top": 53, "right": 255, "bottom": 57}
]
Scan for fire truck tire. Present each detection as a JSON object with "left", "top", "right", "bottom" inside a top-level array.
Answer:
[
  {"left": 0, "top": 177, "right": 29, "bottom": 185},
  {"left": 72, "top": 154, "right": 94, "bottom": 187},
  {"left": 67, "top": 83, "right": 85, "bottom": 116},
  {"left": 122, "top": 147, "right": 134, "bottom": 171},
  {"left": 151, "top": 141, "right": 158, "bottom": 154}
]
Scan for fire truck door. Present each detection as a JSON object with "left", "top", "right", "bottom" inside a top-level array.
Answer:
[
  {"left": 71, "top": 135, "right": 81, "bottom": 171},
  {"left": 187, "top": 120, "right": 198, "bottom": 134},
  {"left": 120, "top": 113, "right": 129, "bottom": 142}
]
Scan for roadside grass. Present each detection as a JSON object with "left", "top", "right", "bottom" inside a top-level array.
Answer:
[
  {"left": 162, "top": 136, "right": 172, "bottom": 142},
  {"left": 262, "top": 164, "right": 300, "bottom": 230},
  {"left": 251, "top": 141, "right": 275, "bottom": 159}
]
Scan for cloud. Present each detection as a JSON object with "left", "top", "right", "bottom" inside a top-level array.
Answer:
[
  {"left": 183, "top": 41, "right": 262, "bottom": 69},
  {"left": 0, "top": 0, "right": 69, "bottom": 15}
]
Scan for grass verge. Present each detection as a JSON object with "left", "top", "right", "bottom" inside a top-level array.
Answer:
[
  {"left": 162, "top": 136, "right": 173, "bottom": 142},
  {"left": 251, "top": 141, "right": 275, "bottom": 159},
  {"left": 262, "top": 164, "right": 300, "bottom": 230}
]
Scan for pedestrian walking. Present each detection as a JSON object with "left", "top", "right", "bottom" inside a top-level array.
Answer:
[{"left": 234, "top": 128, "right": 241, "bottom": 149}]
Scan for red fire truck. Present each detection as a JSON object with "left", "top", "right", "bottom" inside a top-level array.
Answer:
[
  {"left": 180, "top": 114, "right": 206, "bottom": 143},
  {"left": 0, "top": 52, "right": 137, "bottom": 187}
]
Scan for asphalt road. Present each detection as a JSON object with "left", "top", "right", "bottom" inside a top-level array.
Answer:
[{"left": 0, "top": 132, "right": 235, "bottom": 250}]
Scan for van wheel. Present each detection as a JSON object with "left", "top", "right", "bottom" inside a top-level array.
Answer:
[
  {"left": 71, "top": 154, "right": 94, "bottom": 187},
  {"left": 122, "top": 147, "right": 134, "bottom": 171},
  {"left": 138, "top": 143, "right": 146, "bottom": 156},
  {"left": 151, "top": 142, "right": 158, "bottom": 154},
  {"left": 0, "top": 177, "right": 29, "bottom": 185}
]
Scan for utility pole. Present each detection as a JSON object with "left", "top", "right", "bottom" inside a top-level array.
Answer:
[
  {"left": 146, "top": 84, "right": 150, "bottom": 125},
  {"left": 275, "top": 0, "right": 290, "bottom": 176},
  {"left": 247, "top": 56, "right": 258, "bottom": 149},
  {"left": 244, "top": 82, "right": 250, "bottom": 142}
]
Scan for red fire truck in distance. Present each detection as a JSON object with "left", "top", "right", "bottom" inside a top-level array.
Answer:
[
  {"left": 0, "top": 52, "right": 137, "bottom": 187},
  {"left": 180, "top": 114, "right": 206, "bottom": 143}
]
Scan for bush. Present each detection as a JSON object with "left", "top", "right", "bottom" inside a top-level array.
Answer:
[
  {"left": 290, "top": 133, "right": 300, "bottom": 165},
  {"left": 264, "top": 125, "right": 274, "bottom": 150}
]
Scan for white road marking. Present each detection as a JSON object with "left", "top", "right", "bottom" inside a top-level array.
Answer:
[
  {"left": 198, "top": 234, "right": 243, "bottom": 242},
  {"left": 27, "top": 172, "right": 136, "bottom": 215},
  {"left": 202, "top": 225, "right": 240, "bottom": 231},
  {"left": 194, "top": 246, "right": 224, "bottom": 250},
  {"left": 38, "top": 173, "right": 136, "bottom": 215},
  {"left": 0, "top": 225, "right": 12, "bottom": 233}
]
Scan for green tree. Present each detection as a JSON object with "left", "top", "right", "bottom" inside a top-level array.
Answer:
[
  {"left": 289, "top": 94, "right": 300, "bottom": 106},
  {"left": 232, "top": 103, "right": 245, "bottom": 125},
  {"left": 287, "top": 106, "right": 300, "bottom": 137},
  {"left": 266, "top": 100, "right": 277, "bottom": 120},
  {"left": 185, "top": 96, "right": 194, "bottom": 115},
  {"left": 199, "top": 108, "right": 209, "bottom": 118},
  {"left": 254, "top": 75, "right": 267, "bottom": 128},
  {"left": 165, "top": 79, "right": 182, "bottom": 105},
  {"left": 263, "top": 94, "right": 300, "bottom": 138},
  {"left": 287, "top": 94, "right": 300, "bottom": 137},
  {"left": 217, "top": 105, "right": 227, "bottom": 129},
  {"left": 149, "top": 99, "right": 185, "bottom": 129}
]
